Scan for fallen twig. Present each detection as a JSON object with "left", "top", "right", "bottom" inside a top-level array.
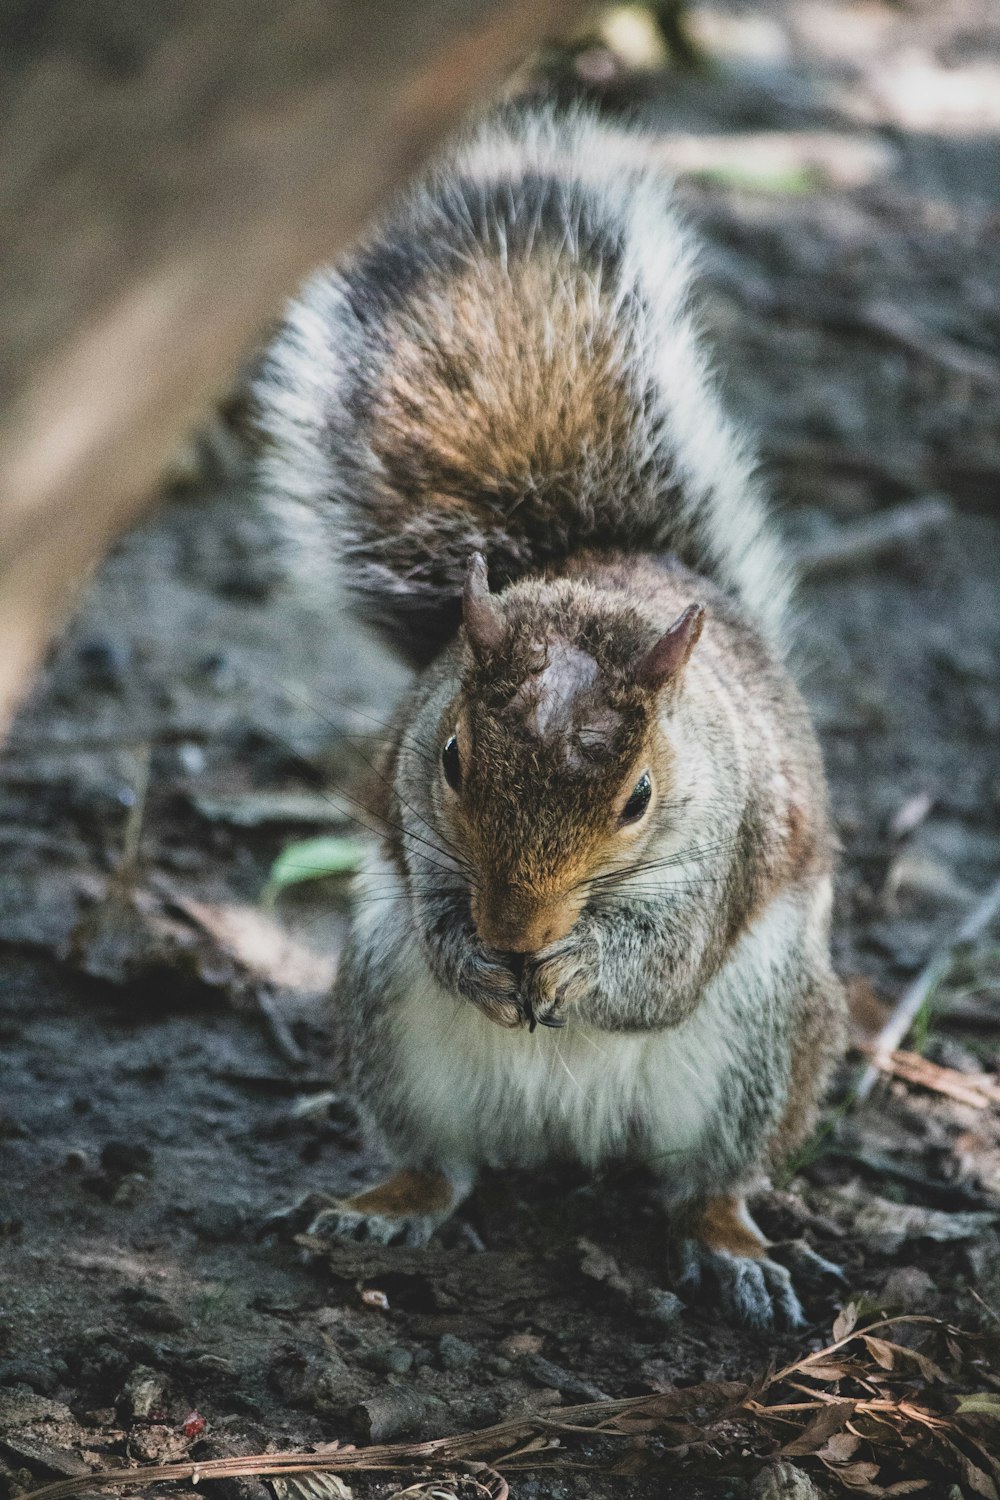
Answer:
[
  {"left": 715, "top": 272, "right": 1000, "bottom": 389},
  {"left": 792, "top": 496, "right": 952, "bottom": 577},
  {"left": 855, "top": 875, "right": 1000, "bottom": 1103},
  {"left": 872, "top": 1048, "right": 1000, "bottom": 1111},
  {"left": 23, "top": 1315, "right": 999, "bottom": 1500}
]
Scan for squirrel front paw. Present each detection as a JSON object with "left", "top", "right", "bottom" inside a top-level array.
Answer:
[
  {"left": 457, "top": 945, "right": 523, "bottom": 1028},
  {"left": 522, "top": 932, "right": 597, "bottom": 1029}
]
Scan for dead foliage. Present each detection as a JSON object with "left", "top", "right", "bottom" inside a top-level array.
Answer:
[
  {"left": 21, "top": 1308, "right": 1000, "bottom": 1499},
  {"left": 874, "top": 1050, "right": 1000, "bottom": 1112}
]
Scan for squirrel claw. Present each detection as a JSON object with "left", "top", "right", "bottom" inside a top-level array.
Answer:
[
  {"left": 769, "top": 1237, "right": 846, "bottom": 1287},
  {"left": 522, "top": 994, "right": 565, "bottom": 1033},
  {"left": 675, "top": 1240, "right": 806, "bottom": 1331},
  {"left": 308, "top": 1203, "right": 437, "bottom": 1249}
]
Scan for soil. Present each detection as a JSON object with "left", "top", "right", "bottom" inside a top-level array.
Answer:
[{"left": 1, "top": 3, "right": 998, "bottom": 1498}]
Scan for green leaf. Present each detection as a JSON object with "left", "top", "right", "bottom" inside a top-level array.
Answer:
[
  {"left": 956, "top": 1394, "right": 1000, "bottom": 1424},
  {"left": 264, "top": 835, "right": 365, "bottom": 901},
  {"left": 692, "top": 162, "right": 818, "bottom": 195}
]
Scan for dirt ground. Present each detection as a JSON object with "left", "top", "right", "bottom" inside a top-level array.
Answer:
[{"left": 1, "top": 2, "right": 999, "bottom": 1497}]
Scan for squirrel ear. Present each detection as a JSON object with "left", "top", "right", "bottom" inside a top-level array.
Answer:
[
  {"left": 463, "top": 552, "right": 505, "bottom": 660},
  {"left": 635, "top": 603, "right": 705, "bottom": 692}
]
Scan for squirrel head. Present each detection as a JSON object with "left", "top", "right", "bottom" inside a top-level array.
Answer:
[{"left": 434, "top": 555, "right": 704, "bottom": 954}]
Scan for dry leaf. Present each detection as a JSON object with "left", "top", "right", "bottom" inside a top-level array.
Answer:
[
  {"left": 66, "top": 879, "right": 335, "bottom": 1000},
  {"left": 819, "top": 1432, "right": 862, "bottom": 1464},
  {"left": 804, "top": 1362, "right": 856, "bottom": 1380},
  {"left": 826, "top": 1459, "right": 882, "bottom": 1494},
  {"left": 833, "top": 1303, "right": 859, "bottom": 1341},
  {"left": 864, "top": 1338, "right": 897, "bottom": 1371},
  {"left": 781, "top": 1401, "right": 856, "bottom": 1456},
  {"left": 270, "top": 1478, "right": 353, "bottom": 1500}
]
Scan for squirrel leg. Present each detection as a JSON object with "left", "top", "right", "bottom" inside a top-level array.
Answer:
[
  {"left": 307, "top": 1167, "right": 470, "bottom": 1249},
  {"left": 672, "top": 1193, "right": 806, "bottom": 1331}
]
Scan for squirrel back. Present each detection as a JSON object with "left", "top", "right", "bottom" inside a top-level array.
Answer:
[{"left": 255, "top": 104, "right": 791, "bottom": 665}]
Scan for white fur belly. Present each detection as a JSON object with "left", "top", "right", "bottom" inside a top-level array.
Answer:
[
  {"left": 350, "top": 860, "right": 811, "bottom": 1184},
  {"left": 379, "top": 939, "right": 733, "bottom": 1176}
]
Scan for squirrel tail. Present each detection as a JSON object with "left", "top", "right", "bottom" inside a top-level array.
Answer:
[{"left": 255, "top": 104, "right": 792, "bottom": 665}]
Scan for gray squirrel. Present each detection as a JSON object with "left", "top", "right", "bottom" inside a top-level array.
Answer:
[{"left": 255, "top": 104, "right": 847, "bottom": 1328}]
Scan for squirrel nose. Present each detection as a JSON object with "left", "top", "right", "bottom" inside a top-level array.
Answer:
[{"left": 473, "top": 896, "right": 576, "bottom": 953}]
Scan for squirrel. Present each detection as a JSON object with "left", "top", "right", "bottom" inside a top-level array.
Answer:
[{"left": 254, "top": 104, "right": 847, "bottom": 1329}]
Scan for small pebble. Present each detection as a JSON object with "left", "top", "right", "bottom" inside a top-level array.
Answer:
[
  {"left": 110, "top": 1173, "right": 149, "bottom": 1206},
  {"left": 119, "top": 1365, "right": 168, "bottom": 1422},
  {"left": 525, "top": 1354, "right": 608, "bottom": 1402},
  {"left": 77, "top": 638, "right": 130, "bottom": 690},
  {"left": 752, "top": 1461, "right": 823, "bottom": 1499},
  {"left": 191, "top": 1201, "right": 248, "bottom": 1242},
  {"left": 436, "top": 1334, "right": 476, "bottom": 1372},
  {"left": 176, "top": 742, "right": 207, "bottom": 776},
  {"left": 879, "top": 1266, "right": 936, "bottom": 1311},
  {"left": 362, "top": 1346, "right": 413, "bottom": 1376},
  {"left": 132, "top": 1301, "right": 186, "bottom": 1333},
  {"left": 101, "top": 1141, "right": 154, "bottom": 1176}
]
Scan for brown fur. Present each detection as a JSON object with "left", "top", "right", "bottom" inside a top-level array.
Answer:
[
  {"left": 691, "top": 1195, "right": 768, "bottom": 1259},
  {"left": 427, "top": 550, "right": 833, "bottom": 966},
  {"left": 341, "top": 1168, "right": 455, "bottom": 1219},
  {"left": 438, "top": 564, "right": 699, "bottom": 952},
  {"left": 369, "top": 252, "right": 642, "bottom": 537},
  {"left": 767, "top": 968, "right": 848, "bottom": 1170}
]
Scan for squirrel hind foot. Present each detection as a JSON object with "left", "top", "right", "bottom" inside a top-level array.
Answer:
[
  {"left": 671, "top": 1192, "right": 822, "bottom": 1330},
  {"left": 307, "top": 1168, "right": 460, "bottom": 1250},
  {"left": 675, "top": 1239, "right": 805, "bottom": 1331}
]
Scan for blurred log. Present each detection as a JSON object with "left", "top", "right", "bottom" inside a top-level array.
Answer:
[{"left": 0, "top": 0, "right": 585, "bottom": 737}]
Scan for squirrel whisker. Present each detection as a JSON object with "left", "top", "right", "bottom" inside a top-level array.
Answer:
[{"left": 257, "top": 723, "right": 474, "bottom": 883}]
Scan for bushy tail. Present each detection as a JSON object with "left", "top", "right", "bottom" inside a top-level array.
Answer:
[{"left": 255, "top": 105, "right": 792, "bottom": 665}]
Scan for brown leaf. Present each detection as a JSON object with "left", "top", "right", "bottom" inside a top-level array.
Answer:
[
  {"left": 881, "top": 1050, "right": 1000, "bottom": 1110},
  {"left": 781, "top": 1401, "right": 857, "bottom": 1457},
  {"left": 957, "top": 1455, "right": 999, "bottom": 1500},
  {"left": 834, "top": 1304, "right": 859, "bottom": 1342},
  {"left": 891, "top": 1345, "right": 948, "bottom": 1384},
  {"left": 864, "top": 1337, "right": 897, "bottom": 1371},
  {"left": 825, "top": 1459, "right": 883, "bottom": 1495},
  {"left": 166, "top": 892, "right": 337, "bottom": 995},
  {"left": 818, "top": 1431, "right": 862, "bottom": 1463},
  {"left": 803, "top": 1361, "right": 854, "bottom": 1381},
  {"left": 67, "top": 879, "right": 336, "bottom": 1001}
]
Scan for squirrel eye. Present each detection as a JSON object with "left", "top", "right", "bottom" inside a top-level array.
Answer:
[
  {"left": 441, "top": 735, "right": 462, "bottom": 792},
  {"left": 620, "top": 770, "right": 652, "bottom": 825}
]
